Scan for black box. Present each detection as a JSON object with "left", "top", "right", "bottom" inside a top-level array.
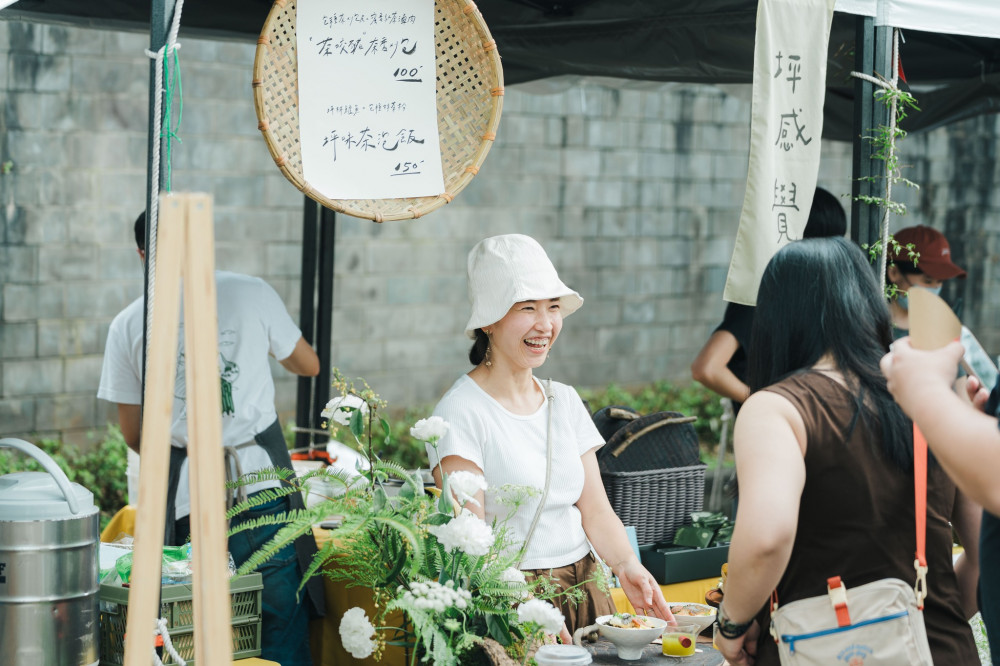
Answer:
[{"left": 640, "top": 544, "right": 729, "bottom": 585}]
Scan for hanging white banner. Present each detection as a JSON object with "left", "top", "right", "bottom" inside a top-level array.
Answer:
[
  {"left": 724, "top": 0, "right": 836, "bottom": 306},
  {"left": 297, "top": 0, "right": 445, "bottom": 200}
]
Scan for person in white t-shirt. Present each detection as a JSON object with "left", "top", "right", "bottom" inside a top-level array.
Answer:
[
  {"left": 97, "top": 212, "right": 322, "bottom": 666},
  {"left": 427, "top": 234, "right": 671, "bottom": 640}
]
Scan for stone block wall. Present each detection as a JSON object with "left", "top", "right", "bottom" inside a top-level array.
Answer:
[{"left": 1, "top": 19, "right": 998, "bottom": 445}]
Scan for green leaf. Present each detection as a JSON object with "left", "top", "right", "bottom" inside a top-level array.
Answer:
[
  {"left": 438, "top": 476, "right": 454, "bottom": 514},
  {"left": 372, "top": 487, "right": 388, "bottom": 512},
  {"left": 380, "top": 417, "right": 392, "bottom": 438},
  {"left": 486, "top": 614, "right": 513, "bottom": 646},
  {"left": 349, "top": 408, "right": 365, "bottom": 440}
]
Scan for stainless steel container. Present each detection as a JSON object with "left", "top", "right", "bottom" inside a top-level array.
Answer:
[{"left": 0, "top": 438, "right": 99, "bottom": 666}]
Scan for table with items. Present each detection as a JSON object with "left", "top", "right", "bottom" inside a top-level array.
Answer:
[{"left": 588, "top": 636, "right": 724, "bottom": 665}]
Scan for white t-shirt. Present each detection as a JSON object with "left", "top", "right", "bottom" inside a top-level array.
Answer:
[
  {"left": 98, "top": 271, "right": 303, "bottom": 519},
  {"left": 427, "top": 375, "right": 604, "bottom": 570}
]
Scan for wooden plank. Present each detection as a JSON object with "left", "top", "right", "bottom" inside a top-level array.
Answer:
[
  {"left": 181, "top": 192, "right": 233, "bottom": 665},
  {"left": 123, "top": 193, "right": 185, "bottom": 666}
]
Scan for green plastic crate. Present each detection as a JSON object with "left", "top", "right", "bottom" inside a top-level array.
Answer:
[{"left": 99, "top": 572, "right": 262, "bottom": 665}]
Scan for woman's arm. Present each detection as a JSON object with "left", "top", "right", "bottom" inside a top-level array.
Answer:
[
  {"left": 691, "top": 330, "right": 751, "bottom": 403},
  {"left": 882, "top": 339, "right": 1000, "bottom": 513},
  {"left": 432, "top": 454, "right": 487, "bottom": 519},
  {"left": 952, "top": 487, "right": 982, "bottom": 620},
  {"left": 577, "top": 451, "right": 673, "bottom": 621},
  {"left": 715, "top": 390, "right": 806, "bottom": 665}
]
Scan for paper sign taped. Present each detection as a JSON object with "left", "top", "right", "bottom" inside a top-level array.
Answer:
[{"left": 297, "top": 0, "right": 445, "bottom": 200}]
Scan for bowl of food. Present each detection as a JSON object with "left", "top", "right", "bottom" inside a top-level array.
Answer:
[
  {"left": 667, "top": 602, "right": 717, "bottom": 633},
  {"left": 595, "top": 613, "right": 668, "bottom": 660}
]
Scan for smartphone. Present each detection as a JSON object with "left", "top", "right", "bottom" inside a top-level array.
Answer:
[{"left": 960, "top": 326, "right": 999, "bottom": 390}]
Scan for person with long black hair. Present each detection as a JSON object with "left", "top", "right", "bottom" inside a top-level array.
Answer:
[{"left": 713, "top": 237, "right": 978, "bottom": 665}]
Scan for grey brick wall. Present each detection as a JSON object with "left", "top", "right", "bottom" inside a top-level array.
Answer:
[{"left": 1, "top": 20, "right": 999, "bottom": 446}]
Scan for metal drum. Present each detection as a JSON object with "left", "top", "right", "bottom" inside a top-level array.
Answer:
[{"left": 0, "top": 438, "right": 99, "bottom": 666}]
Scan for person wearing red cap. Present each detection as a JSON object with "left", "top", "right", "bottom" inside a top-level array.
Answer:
[{"left": 886, "top": 224, "right": 967, "bottom": 336}]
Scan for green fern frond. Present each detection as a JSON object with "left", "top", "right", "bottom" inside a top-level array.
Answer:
[
  {"left": 225, "top": 466, "right": 298, "bottom": 488},
  {"left": 227, "top": 508, "right": 316, "bottom": 539},
  {"left": 235, "top": 519, "right": 316, "bottom": 576},
  {"left": 224, "top": 486, "right": 304, "bottom": 519}
]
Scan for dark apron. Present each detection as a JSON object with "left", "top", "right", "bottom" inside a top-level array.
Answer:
[{"left": 164, "top": 419, "right": 326, "bottom": 618}]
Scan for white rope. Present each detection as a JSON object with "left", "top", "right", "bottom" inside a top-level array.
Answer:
[
  {"left": 849, "top": 28, "right": 901, "bottom": 295},
  {"left": 152, "top": 617, "right": 187, "bottom": 666},
  {"left": 143, "top": 0, "right": 186, "bottom": 379}
]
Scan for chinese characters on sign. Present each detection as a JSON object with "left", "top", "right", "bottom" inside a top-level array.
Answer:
[
  {"left": 724, "top": 0, "right": 835, "bottom": 305},
  {"left": 297, "top": 0, "right": 444, "bottom": 200}
]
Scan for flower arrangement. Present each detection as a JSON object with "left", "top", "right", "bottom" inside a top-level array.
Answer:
[{"left": 228, "top": 370, "right": 584, "bottom": 665}]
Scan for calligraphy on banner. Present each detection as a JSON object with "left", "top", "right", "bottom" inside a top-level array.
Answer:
[
  {"left": 297, "top": 0, "right": 445, "bottom": 200},
  {"left": 723, "top": 0, "right": 835, "bottom": 305}
]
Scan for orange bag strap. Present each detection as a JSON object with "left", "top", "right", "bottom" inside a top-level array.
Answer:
[{"left": 913, "top": 425, "right": 929, "bottom": 610}]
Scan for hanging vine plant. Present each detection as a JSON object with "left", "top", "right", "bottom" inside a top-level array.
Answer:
[{"left": 851, "top": 29, "right": 921, "bottom": 296}]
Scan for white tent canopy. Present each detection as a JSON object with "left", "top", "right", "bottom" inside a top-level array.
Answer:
[{"left": 836, "top": 0, "right": 1000, "bottom": 40}]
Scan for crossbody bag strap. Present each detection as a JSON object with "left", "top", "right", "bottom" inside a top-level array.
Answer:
[
  {"left": 913, "top": 424, "right": 929, "bottom": 609},
  {"left": 517, "top": 378, "right": 555, "bottom": 569}
]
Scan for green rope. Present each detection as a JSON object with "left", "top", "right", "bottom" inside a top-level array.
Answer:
[{"left": 161, "top": 47, "right": 184, "bottom": 192}]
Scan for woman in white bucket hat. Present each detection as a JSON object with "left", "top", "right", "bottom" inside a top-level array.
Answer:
[{"left": 426, "top": 234, "right": 671, "bottom": 639}]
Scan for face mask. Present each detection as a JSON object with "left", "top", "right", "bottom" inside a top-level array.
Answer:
[{"left": 897, "top": 285, "right": 942, "bottom": 311}]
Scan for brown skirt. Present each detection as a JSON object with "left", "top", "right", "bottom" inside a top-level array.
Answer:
[{"left": 523, "top": 552, "right": 616, "bottom": 633}]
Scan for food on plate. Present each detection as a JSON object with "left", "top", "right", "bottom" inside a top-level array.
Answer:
[
  {"left": 670, "top": 603, "right": 714, "bottom": 617},
  {"left": 603, "top": 612, "right": 653, "bottom": 629}
]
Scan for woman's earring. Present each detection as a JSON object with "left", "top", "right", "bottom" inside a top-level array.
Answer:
[{"left": 484, "top": 331, "right": 493, "bottom": 367}]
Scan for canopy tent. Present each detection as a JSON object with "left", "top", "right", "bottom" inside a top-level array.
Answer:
[
  {"left": 6, "top": 0, "right": 1000, "bottom": 140},
  {"left": 3, "top": 0, "right": 998, "bottom": 443}
]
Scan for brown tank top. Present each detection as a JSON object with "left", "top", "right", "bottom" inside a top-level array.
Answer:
[{"left": 751, "top": 371, "right": 976, "bottom": 664}]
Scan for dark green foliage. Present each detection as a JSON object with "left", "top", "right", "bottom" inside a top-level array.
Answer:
[
  {"left": 580, "top": 380, "right": 725, "bottom": 444},
  {"left": 0, "top": 426, "right": 130, "bottom": 532}
]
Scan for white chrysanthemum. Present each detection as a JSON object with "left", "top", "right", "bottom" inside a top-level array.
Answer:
[
  {"left": 399, "top": 580, "right": 473, "bottom": 613},
  {"left": 410, "top": 416, "right": 450, "bottom": 441},
  {"left": 427, "top": 510, "right": 495, "bottom": 556},
  {"left": 517, "top": 599, "right": 564, "bottom": 634},
  {"left": 447, "top": 470, "right": 487, "bottom": 507},
  {"left": 499, "top": 567, "right": 530, "bottom": 600},
  {"left": 499, "top": 567, "right": 526, "bottom": 584},
  {"left": 339, "top": 607, "right": 376, "bottom": 659},
  {"left": 322, "top": 395, "right": 368, "bottom": 426}
]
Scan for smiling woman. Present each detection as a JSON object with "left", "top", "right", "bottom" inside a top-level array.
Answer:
[{"left": 426, "top": 234, "right": 673, "bottom": 638}]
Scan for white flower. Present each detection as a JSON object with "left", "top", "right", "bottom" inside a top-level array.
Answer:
[
  {"left": 500, "top": 567, "right": 530, "bottom": 600},
  {"left": 427, "top": 509, "right": 495, "bottom": 556},
  {"left": 322, "top": 395, "right": 368, "bottom": 427},
  {"left": 499, "top": 567, "right": 526, "bottom": 584},
  {"left": 410, "top": 416, "right": 449, "bottom": 441},
  {"left": 517, "top": 599, "right": 564, "bottom": 634},
  {"left": 447, "top": 470, "right": 487, "bottom": 507},
  {"left": 399, "top": 580, "right": 472, "bottom": 613},
  {"left": 339, "top": 607, "right": 376, "bottom": 659}
]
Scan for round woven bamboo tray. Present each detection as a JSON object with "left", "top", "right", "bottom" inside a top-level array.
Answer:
[{"left": 252, "top": 0, "right": 504, "bottom": 222}]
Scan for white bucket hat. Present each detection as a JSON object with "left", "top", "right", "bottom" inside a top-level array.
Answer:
[{"left": 464, "top": 234, "right": 583, "bottom": 338}]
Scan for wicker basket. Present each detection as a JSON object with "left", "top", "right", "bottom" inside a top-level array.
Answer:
[
  {"left": 602, "top": 464, "right": 706, "bottom": 547},
  {"left": 252, "top": 0, "right": 504, "bottom": 221}
]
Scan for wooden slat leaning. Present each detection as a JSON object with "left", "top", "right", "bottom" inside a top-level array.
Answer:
[{"left": 123, "top": 192, "right": 232, "bottom": 666}]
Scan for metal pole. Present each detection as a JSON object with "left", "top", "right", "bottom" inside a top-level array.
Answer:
[
  {"left": 141, "top": 0, "right": 177, "bottom": 393},
  {"left": 314, "top": 208, "right": 336, "bottom": 446},
  {"left": 295, "top": 198, "right": 319, "bottom": 450},
  {"left": 850, "top": 15, "right": 892, "bottom": 253}
]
